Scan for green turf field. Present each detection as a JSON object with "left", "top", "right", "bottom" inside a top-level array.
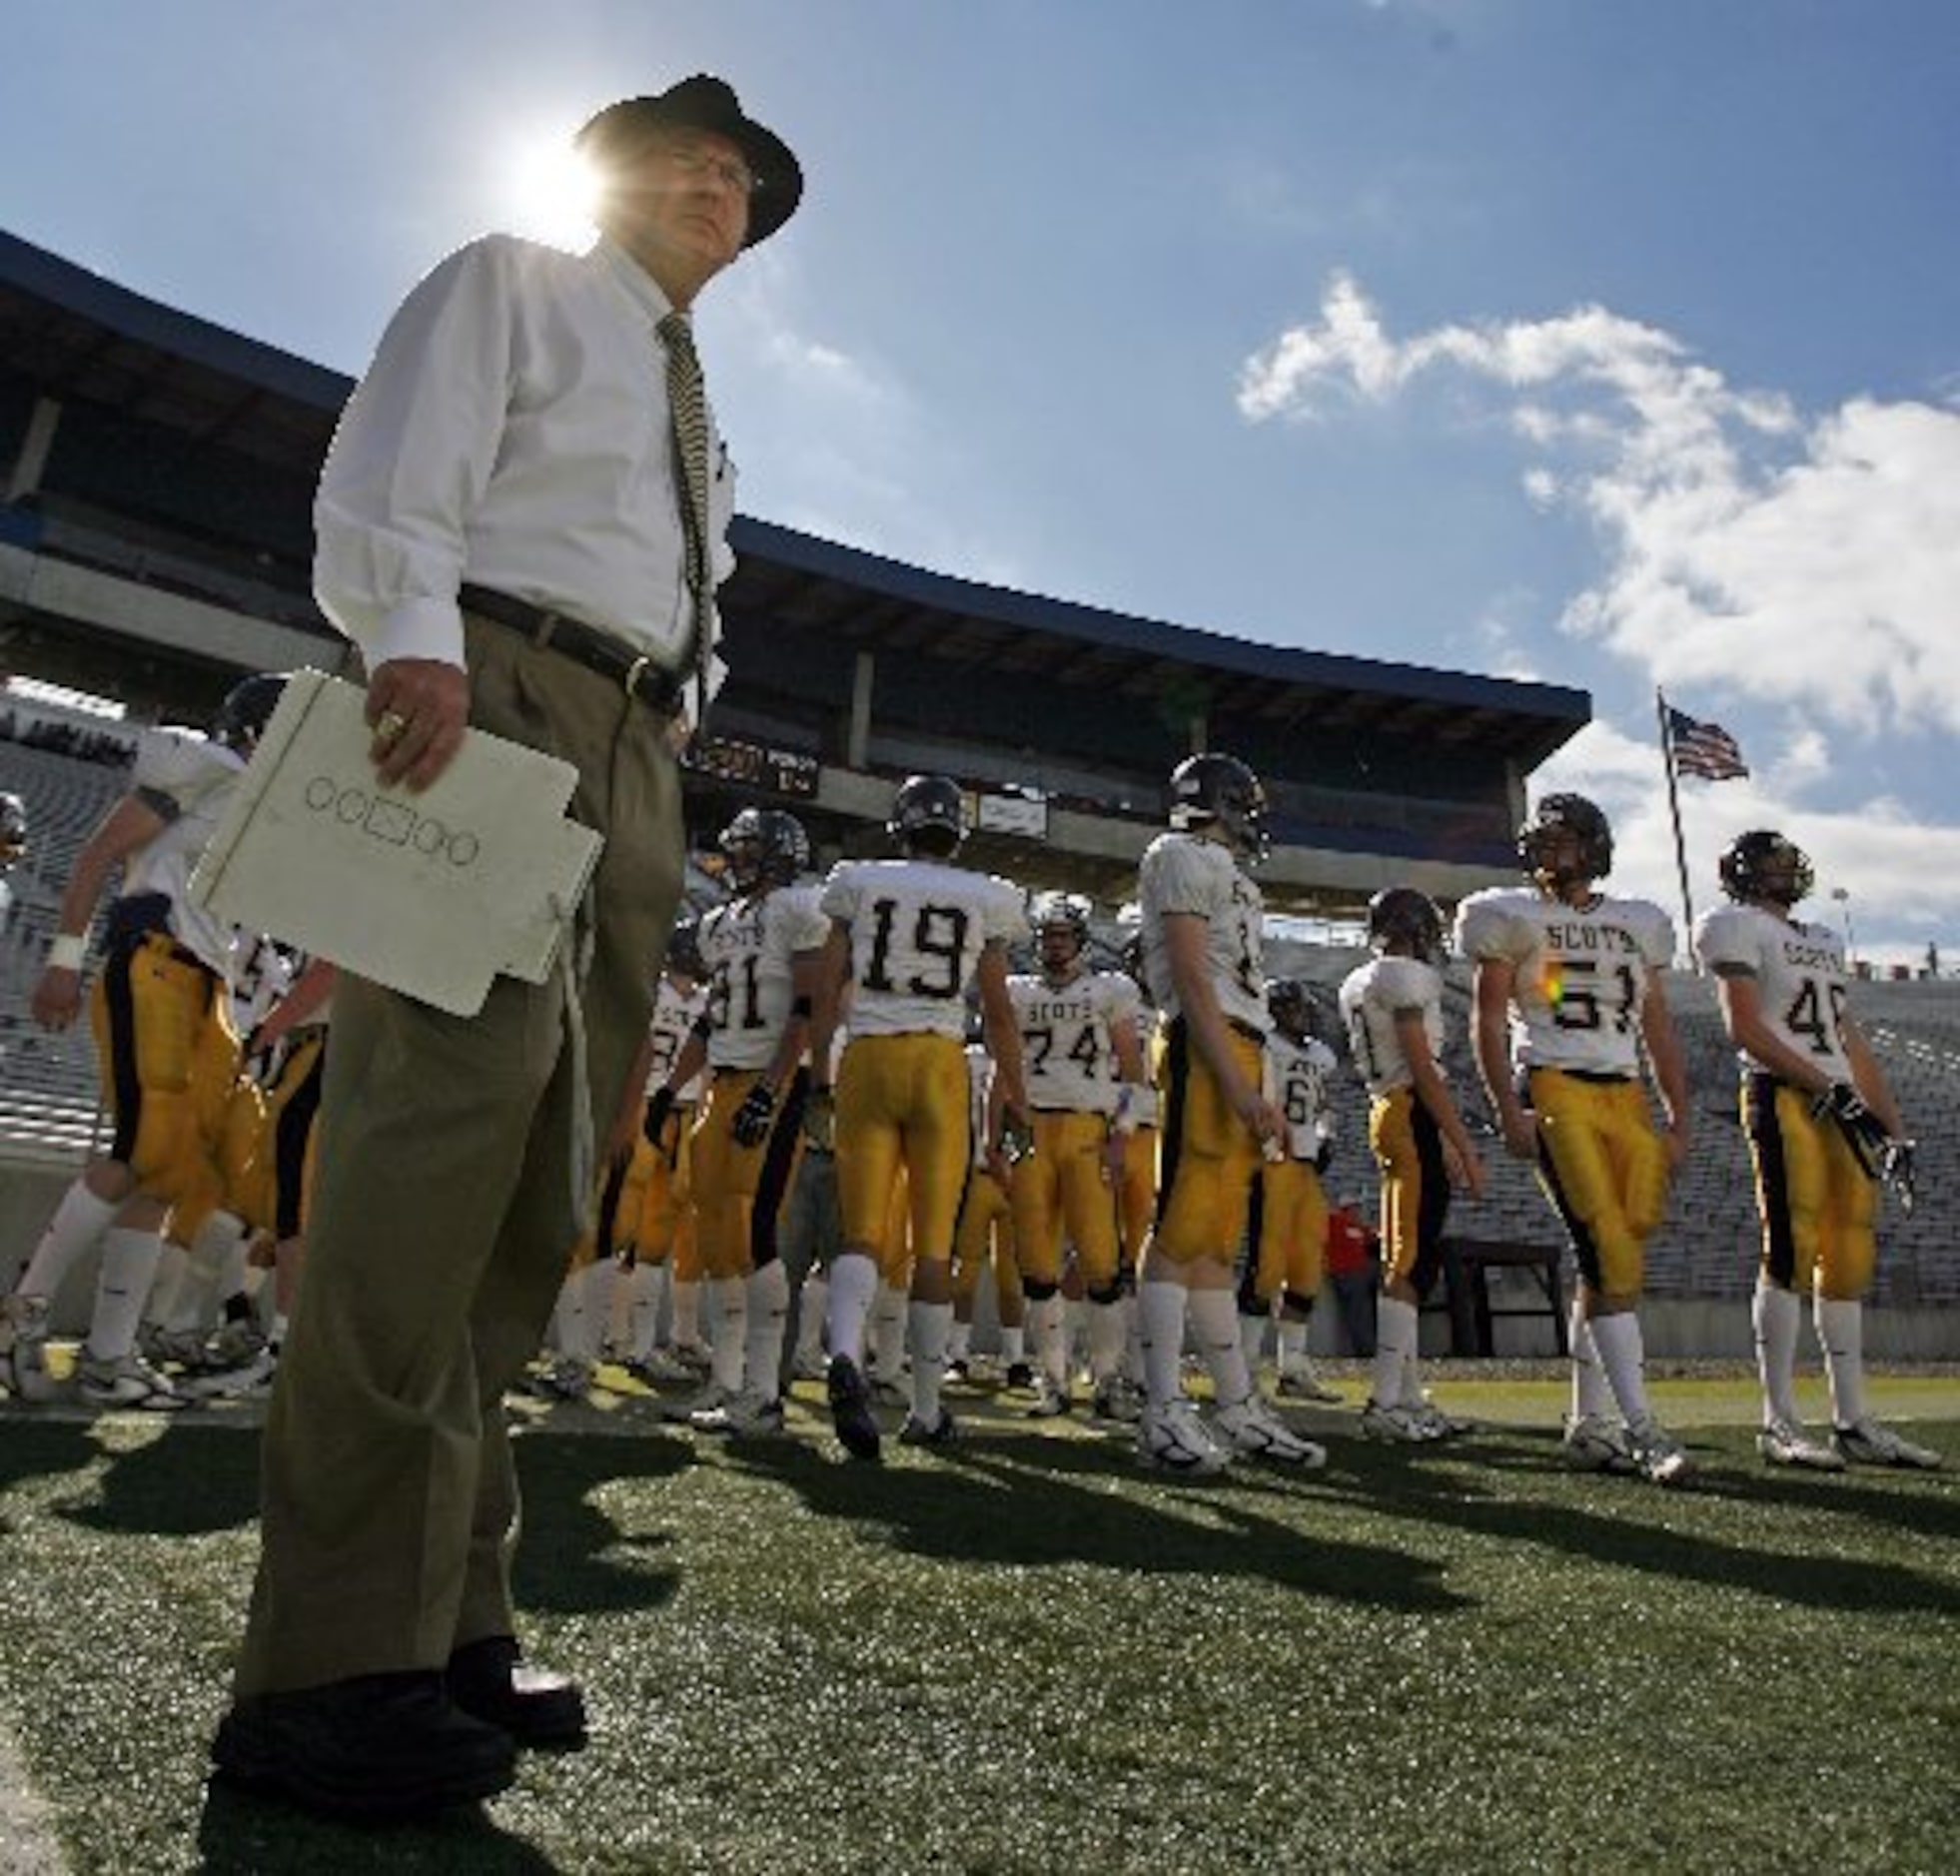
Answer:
[{"left": 1, "top": 1369, "right": 1955, "bottom": 1874}]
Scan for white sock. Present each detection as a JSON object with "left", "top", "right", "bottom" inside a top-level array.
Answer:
[
  {"left": 1138, "top": 1280, "right": 1189, "bottom": 1407},
  {"left": 1188, "top": 1286, "right": 1253, "bottom": 1410},
  {"left": 1569, "top": 1298, "right": 1614, "bottom": 1420},
  {"left": 1064, "top": 1298, "right": 1089, "bottom": 1379},
  {"left": 1373, "top": 1296, "right": 1418, "bottom": 1408},
  {"left": 1752, "top": 1279, "right": 1802, "bottom": 1427},
  {"left": 908, "top": 1300, "right": 952, "bottom": 1422},
  {"left": 1238, "top": 1309, "right": 1266, "bottom": 1378},
  {"left": 1402, "top": 1345, "right": 1426, "bottom": 1407},
  {"left": 1277, "top": 1320, "right": 1310, "bottom": 1371},
  {"left": 872, "top": 1281, "right": 908, "bottom": 1379},
  {"left": 269, "top": 1310, "right": 289, "bottom": 1353},
  {"left": 191, "top": 1210, "right": 250, "bottom": 1298},
  {"left": 1122, "top": 1290, "right": 1142, "bottom": 1383},
  {"left": 794, "top": 1273, "right": 828, "bottom": 1366},
  {"left": 1588, "top": 1311, "right": 1652, "bottom": 1425},
  {"left": 672, "top": 1277, "right": 703, "bottom": 1348},
  {"left": 18, "top": 1181, "right": 121, "bottom": 1302},
  {"left": 142, "top": 1240, "right": 191, "bottom": 1337},
  {"left": 88, "top": 1228, "right": 164, "bottom": 1362},
  {"left": 1814, "top": 1295, "right": 1867, "bottom": 1428},
  {"left": 948, "top": 1320, "right": 973, "bottom": 1364},
  {"left": 1087, "top": 1297, "right": 1128, "bottom": 1387},
  {"left": 624, "top": 1264, "right": 665, "bottom": 1359},
  {"left": 1028, "top": 1292, "right": 1067, "bottom": 1389},
  {"left": 825, "top": 1253, "right": 879, "bottom": 1369},
  {"left": 743, "top": 1262, "right": 789, "bottom": 1399},
  {"left": 999, "top": 1323, "right": 1026, "bottom": 1366},
  {"left": 707, "top": 1276, "right": 747, "bottom": 1393}
]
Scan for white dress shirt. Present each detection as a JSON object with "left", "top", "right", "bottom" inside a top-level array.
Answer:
[{"left": 315, "top": 234, "right": 735, "bottom": 693}]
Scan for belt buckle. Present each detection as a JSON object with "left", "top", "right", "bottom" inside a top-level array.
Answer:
[{"left": 623, "top": 653, "right": 652, "bottom": 701}]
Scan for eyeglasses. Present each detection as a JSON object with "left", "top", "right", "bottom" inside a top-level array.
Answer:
[{"left": 655, "top": 140, "right": 763, "bottom": 198}]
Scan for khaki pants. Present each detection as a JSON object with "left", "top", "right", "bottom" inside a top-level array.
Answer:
[{"left": 234, "top": 618, "right": 683, "bottom": 1696}]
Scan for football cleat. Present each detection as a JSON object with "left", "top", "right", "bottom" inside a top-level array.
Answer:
[
  {"left": 1003, "top": 1360, "right": 1037, "bottom": 1392},
  {"left": 182, "top": 1349, "right": 281, "bottom": 1401},
  {"left": 1362, "top": 1400, "right": 1442, "bottom": 1444},
  {"left": 623, "top": 1348, "right": 698, "bottom": 1386},
  {"left": 867, "top": 1375, "right": 910, "bottom": 1410},
  {"left": 789, "top": 1348, "right": 831, "bottom": 1383},
  {"left": 668, "top": 1338, "right": 713, "bottom": 1375},
  {"left": 897, "top": 1407, "right": 959, "bottom": 1447},
  {"left": 1025, "top": 1375, "right": 1072, "bottom": 1419},
  {"left": 690, "top": 1390, "right": 786, "bottom": 1437},
  {"left": 1413, "top": 1401, "right": 1476, "bottom": 1438},
  {"left": 662, "top": 1380, "right": 731, "bottom": 1423},
  {"left": 1625, "top": 1415, "right": 1696, "bottom": 1487},
  {"left": 0, "top": 1295, "right": 60, "bottom": 1403},
  {"left": 826, "top": 1356, "right": 882, "bottom": 1462},
  {"left": 1137, "top": 1399, "right": 1230, "bottom": 1475},
  {"left": 1276, "top": 1365, "right": 1345, "bottom": 1405},
  {"left": 1559, "top": 1411, "right": 1638, "bottom": 1471},
  {"left": 1091, "top": 1376, "right": 1146, "bottom": 1423},
  {"left": 78, "top": 1347, "right": 187, "bottom": 1411},
  {"left": 1756, "top": 1418, "right": 1846, "bottom": 1471},
  {"left": 139, "top": 1324, "right": 210, "bottom": 1371},
  {"left": 1831, "top": 1417, "right": 1943, "bottom": 1470},
  {"left": 1212, "top": 1396, "right": 1328, "bottom": 1468},
  {"left": 204, "top": 1318, "right": 270, "bottom": 1373},
  {"left": 528, "top": 1357, "right": 594, "bottom": 1404}
]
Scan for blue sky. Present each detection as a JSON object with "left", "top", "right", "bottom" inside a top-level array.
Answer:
[{"left": 5, "top": 1, "right": 1958, "bottom": 966}]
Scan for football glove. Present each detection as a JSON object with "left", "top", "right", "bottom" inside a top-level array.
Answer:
[
  {"left": 731, "top": 1082, "right": 777, "bottom": 1148},
  {"left": 642, "top": 1086, "right": 674, "bottom": 1145},
  {"left": 1809, "top": 1081, "right": 1889, "bottom": 1177},
  {"left": 1314, "top": 1139, "right": 1336, "bottom": 1176},
  {"left": 1881, "top": 1139, "right": 1917, "bottom": 1215},
  {"left": 996, "top": 1114, "right": 1035, "bottom": 1166},
  {"left": 802, "top": 1088, "right": 835, "bottom": 1153}
]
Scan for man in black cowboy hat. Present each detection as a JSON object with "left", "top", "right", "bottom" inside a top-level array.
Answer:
[{"left": 214, "top": 75, "right": 802, "bottom": 1824}]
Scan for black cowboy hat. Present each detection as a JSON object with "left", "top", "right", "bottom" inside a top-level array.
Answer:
[{"left": 575, "top": 74, "right": 802, "bottom": 247}]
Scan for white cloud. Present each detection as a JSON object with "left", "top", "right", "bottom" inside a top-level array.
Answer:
[{"left": 1239, "top": 276, "right": 1960, "bottom": 739}]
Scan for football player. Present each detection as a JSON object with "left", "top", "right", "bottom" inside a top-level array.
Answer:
[
  {"left": 650, "top": 810, "right": 827, "bottom": 1434},
  {"left": 1695, "top": 831, "right": 1938, "bottom": 1469},
  {"left": 1, "top": 673, "right": 283, "bottom": 1409},
  {"left": 0, "top": 790, "right": 27, "bottom": 928},
  {"left": 1132, "top": 753, "right": 1325, "bottom": 1473},
  {"left": 806, "top": 773, "right": 1029, "bottom": 1457},
  {"left": 1338, "top": 891, "right": 1485, "bottom": 1439},
  {"left": 948, "top": 1033, "right": 1030, "bottom": 1386},
  {"left": 1002, "top": 891, "right": 1148, "bottom": 1420},
  {"left": 605, "top": 919, "right": 709, "bottom": 1382},
  {"left": 1247, "top": 978, "right": 1344, "bottom": 1406},
  {"left": 1458, "top": 794, "right": 1694, "bottom": 1485}
]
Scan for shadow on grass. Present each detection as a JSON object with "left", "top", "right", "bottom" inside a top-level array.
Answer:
[
  {"left": 723, "top": 1428, "right": 1469, "bottom": 1613},
  {"left": 1323, "top": 1426, "right": 1960, "bottom": 1614},
  {"left": 510, "top": 1427, "right": 693, "bottom": 1616},
  {"left": 197, "top": 1778, "right": 560, "bottom": 1874},
  {"left": 0, "top": 1417, "right": 96, "bottom": 1495},
  {"left": 64, "top": 1416, "right": 263, "bottom": 1535}
]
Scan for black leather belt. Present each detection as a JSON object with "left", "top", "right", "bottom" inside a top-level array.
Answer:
[{"left": 460, "top": 584, "right": 686, "bottom": 717}]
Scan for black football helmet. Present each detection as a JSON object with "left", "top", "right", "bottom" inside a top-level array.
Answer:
[
  {"left": 888, "top": 773, "right": 966, "bottom": 856},
  {"left": 1167, "top": 752, "right": 1269, "bottom": 863},
  {"left": 1518, "top": 793, "right": 1612, "bottom": 888},
  {"left": 718, "top": 807, "right": 810, "bottom": 890},
  {"left": 1367, "top": 886, "right": 1446, "bottom": 964},
  {"left": 665, "top": 915, "right": 705, "bottom": 981},
  {"left": 0, "top": 791, "right": 25, "bottom": 867},
  {"left": 1030, "top": 891, "right": 1092, "bottom": 974},
  {"left": 1719, "top": 830, "right": 1813, "bottom": 909},
  {"left": 212, "top": 672, "right": 288, "bottom": 753}
]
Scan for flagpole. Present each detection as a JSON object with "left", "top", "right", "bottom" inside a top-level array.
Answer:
[{"left": 1655, "top": 687, "right": 1696, "bottom": 965}]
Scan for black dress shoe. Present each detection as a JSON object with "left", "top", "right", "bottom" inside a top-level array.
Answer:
[
  {"left": 211, "top": 1669, "right": 516, "bottom": 1824},
  {"left": 448, "top": 1635, "right": 588, "bottom": 1749}
]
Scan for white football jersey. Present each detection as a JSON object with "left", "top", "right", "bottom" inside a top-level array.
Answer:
[
  {"left": 1266, "top": 1033, "right": 1337, "bottom": 1161},
  {"left": 1008, "top": 967, "right": 1142, "bottom": 1116},
  {"left": 645, "top": 973, "right": 710, "bottom": 1102},
  {"left": 1339, "top": 955, "right": 1447, "bottom": 1098},
  {"left": 229, "top": 934, "right": 296, "bottom": 1037},
  {"left": 1455, "top": 886, "right": 1674, "bottom": 1076},
  {"left": 123, "top": 727, "right": 246, "bottom": 976},
  {"left": 821, "top": 858, "right": 1026, "bottom": 1040},
  {"left": 1138, "top": 832, "right": 1267, "bottom": 1036},
  {"left": 697, "top": 882, "right": 828, "bottom": 1071},
  {"left": 1693, "top": 903, "right": 1854, "bottom": 1083}
]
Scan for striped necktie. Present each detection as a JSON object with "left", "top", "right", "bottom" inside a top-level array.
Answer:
[{"left": 657, "top": 309, "right": 712, "bottom": 715}]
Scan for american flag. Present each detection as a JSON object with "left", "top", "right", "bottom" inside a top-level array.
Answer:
[{"left": 1666, "top": 706, "right": 1748, "bottom": 781}]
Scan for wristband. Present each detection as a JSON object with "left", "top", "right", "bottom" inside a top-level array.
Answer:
[{"left": 48, "top": 934, "right": 86, "bottom": 973}]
